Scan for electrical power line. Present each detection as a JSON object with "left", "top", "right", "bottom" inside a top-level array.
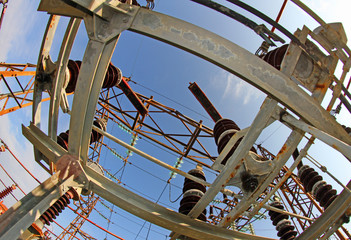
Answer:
[{"left": 129, "top": 79, "right": 212, "bottom": 121}]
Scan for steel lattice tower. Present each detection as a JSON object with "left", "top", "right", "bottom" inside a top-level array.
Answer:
[{"left": 1, "top": 1, "right": 351, "bottom": 240}]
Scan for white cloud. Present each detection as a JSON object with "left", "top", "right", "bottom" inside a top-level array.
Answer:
[
  {"left": 211, "top": 69, "right": 264, "bottom": 105},
  {"left": 0, "top": 0, "right": 50, "bottom": 207},
  {"left": 0, "top": 0, "right": 43, "bottom": 61}
]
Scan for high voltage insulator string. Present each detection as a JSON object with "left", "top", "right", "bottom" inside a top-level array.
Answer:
[
  {"left": 0, "top": 178, "right": 17, "bottom": 201},
  {"left": 0, "top": 162, "right": 25, "bottom": 195},
  {"left": 0, "top": 185, "right": 16, "bottom": 200},
  {"left": 39, "top": 188, "right": 78, "bottom": 226},
  {"left": 268, "top": 197, "right": 298, "bottom": 240},
  {"left": 0, "top": 139, "right": 128, "bottom": 240},
  {"left": 168, "top": 157, "right": 184, "bottom": 180},
  {"left": 178, "top": 168, "right": 207, "bottom": 222}
]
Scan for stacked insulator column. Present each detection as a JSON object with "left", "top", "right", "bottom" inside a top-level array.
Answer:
[
  {"left": 66, "top": 60, "right": 122, "bottom": 93},
  {"left": 178, "top": 168, "right": 207, "bottom": 221},
  {"left": 39, "top": 188, "right": 78, "bottom": 226},
  {"left": 298, "top": 165, "right": 337, "bottom": 210},
  {"left": 0, "top": 185, "right": 16, "bottom": 200},
  {"left": 213, "top": 118, "right": 257, "bottom": 165},
  {"left": 298, "top": 165, "right": 350, "bottom": 223},
  {"left": 269, "top": 200, "right": 297, "bottom": 240},
  {"left": 66, "top": 60, "right": 81, "bottom": 93},
  {"left": 213, "top": 119, "right": 241, "bottom": 165},
  {"left": 90, "top": 119, "right": 107, "bottom": 143},
  {"left": 57, "top": 118, "right": 107, "bottom": 150},
  {"left": 213, "top": 119, "right": 258, "bottom": 192}
]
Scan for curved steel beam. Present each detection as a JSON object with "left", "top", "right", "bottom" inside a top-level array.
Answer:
[
  {"left": 67, "top": 2, "right": 138, "bottom": 163},
  {"left": 31, "top": 1, "right": 351, "bottom": 239},
  {"left": 85, "top": 165, "right": 275, "bottom": 240},
  {"left": 190, "top": 0, "right": 283, "bottom": 46},
  {"left": 48, "top": 18, "right": 81, "bottom": 141},
  {"left": 32, "top": 15, "right": 61, "bottom": 167},
  {"left": 224, "top": 0, "right": 302, "bottom": 46},
  {"left": 128, "top": 8, "right": 351, "bottom": 145}
]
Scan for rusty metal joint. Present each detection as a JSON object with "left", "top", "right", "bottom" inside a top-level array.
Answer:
[{"left": 55, "top": 154, "right": 88, "bottom": 192}]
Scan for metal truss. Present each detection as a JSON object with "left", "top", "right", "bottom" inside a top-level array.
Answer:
[
  {"left": 0, "top": 63, "right": 37, "bottom": 116},
  {"left": 97, "top": 89, "right": 216, "bottom": 168},
  {"left": 1, "top": 1, "right": 351, "bottom": 240}
]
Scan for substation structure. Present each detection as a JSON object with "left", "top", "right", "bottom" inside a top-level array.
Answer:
[{"left": 1, "top": 0, "right": 351, "bottom": 239}]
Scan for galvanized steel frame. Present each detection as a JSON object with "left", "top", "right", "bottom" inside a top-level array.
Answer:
[
  {"left": 3, "top": 0, "right": 350, "bottom": 239},
  {"left": 96, "top": 92, "right": 216, "bottom": 168}
]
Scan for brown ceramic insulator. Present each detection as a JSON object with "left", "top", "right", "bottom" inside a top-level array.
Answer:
[
  {"left": 178, "top": 190, "right": 207, "bottom": 221},
  {"left": 39, "top": 189, "right": 76, "bottom": 226},
  {"left": 57, "top": 119, "right": 106, "bottom": 150},
  {"left": 213, "top": 119, "right": 241, "bottom": 165},
  {"left": 262, "top": 44, "right": 289, "bottom": 70},
  {"left": 102, "top": 63, "right": 122, "bottom": 89},
  {"left": 66, "top": 60, "right": 80, "bottom": 94},
  {"left": 213, "top": 118, "right": 256, "bottom": 165},
  {"left": 66, "top": 60, "right": 122, "bottom": 93},
  {"left": 178, "top": 203, "right": 207, "bottom": 221},
  {"left": 184, "top": 168, "right": 206, "bottom": 184},
  {"left": 269, "top": 201, "right": 297, "bottom": 240},
  {"left": 182, "top": 181, "right": 207, "bottom": 194},
  {"left": 0, "top": 185, "right": 15, "bottom": 200},
  {"left": 298, "top": 165, "right": 338, "bottom": 210},
  {"left": 90, "top": 119, "right": 107, "bottom": 144},
  {"left": 299, "top": 166, "right": 349, "bottom": 223},
  {"left": 179, "top": 169, "right": 207, "bottom": 221},
  {"left": 57, "top": 131, "right": 69, "bottom": 150},
  {"left": 213, "top": 119, "right": 240, "bottom": 145}
]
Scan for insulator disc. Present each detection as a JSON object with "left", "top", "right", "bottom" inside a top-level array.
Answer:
[
  {"left": 57, "top": 131, "right": 69, "bottom": 150},
  {"left": 66, "top": 60, "right": 79, "bottom": 93},
  {"left": 277, "top": 225, "right": 294, "bottom": 237},
  {"left": 179, "top": 202, "right": 207, "bottom": 215},
  {"left": 272, "top": 213, "right": 289, "bottom": 226},
  {"left": 90, "top": 119, "right": 106, "bottom": 143},
  {"left": 182, "top": 181, "right": 206, "bottom": 193},
  {"left": 262, "top": 44, "right": 288, "bottom": 70},
  {"left": 280, "top": 229, "right": 298, "bottom": 240},
  {"left": 180, "top": 195, "right": 202, "bottom": 206},
  {"left": 187, "top": 169, "right": 206, "bottom": 181},
  {"left": 213, "top": 119, "right": 240, "bottom": 145}
]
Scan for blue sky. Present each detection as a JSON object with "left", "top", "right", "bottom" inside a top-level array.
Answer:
[{"left": 1, "top": 0, "right": 351, "bottom": 239}]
